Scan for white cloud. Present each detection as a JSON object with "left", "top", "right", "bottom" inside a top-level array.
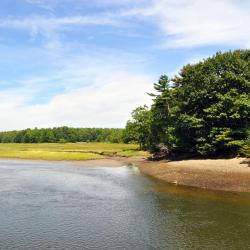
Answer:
[
  {"left": 126, "top": 0, "right": 250, "bottom": 48},
  {"left": 0, "top": 53, "right": 154, "bottom": 131}
]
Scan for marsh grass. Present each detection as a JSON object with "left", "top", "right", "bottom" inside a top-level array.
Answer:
[
  {"left": 116, "top": 150, "right": 150, "bottom": 157},
  {"left": 0, "top": 143, "right": 146, "bottom": 161}
]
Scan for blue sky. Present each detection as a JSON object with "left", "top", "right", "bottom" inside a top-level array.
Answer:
[{"left": 0, "top": 0, "right": 249, "bottom": 130}]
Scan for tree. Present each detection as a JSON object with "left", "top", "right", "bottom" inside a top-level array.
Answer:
[
  {"left": 148, "top": 75, "right": 173, "bottom": 151},
  {"left": 0, "top": 127, "right": 126, "bottom": 144},
  {"left": 170, "top": 50, "right": 250, "bottom": 156},
  {"left": 132, "top": 49, "right": 250, "bottom": 157},
  {"left": 124, "top": 105, "right": 151, "bottom": 150}
]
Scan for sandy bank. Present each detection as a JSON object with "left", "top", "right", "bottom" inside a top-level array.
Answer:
[
  {"left": 69, "top": 156, "right": 250, "bottom": 193},
  {"left": 136, "top": 158, "right": 250, "bottom": 193},
  {"left": 72, "top": 156, "right": 250, "bottom": 193}
]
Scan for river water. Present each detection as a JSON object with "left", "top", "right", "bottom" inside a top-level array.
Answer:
[{"left": 0, "top": 159, "right": 249, "bottom": 250}]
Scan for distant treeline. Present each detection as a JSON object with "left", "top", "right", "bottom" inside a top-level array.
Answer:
[{"left": 0, "top": 127, "right": 125, "bottom": 143}]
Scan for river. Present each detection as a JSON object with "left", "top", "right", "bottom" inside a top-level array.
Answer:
[{"left": 0, "top": 159, "right": 249, "bottom": 250}]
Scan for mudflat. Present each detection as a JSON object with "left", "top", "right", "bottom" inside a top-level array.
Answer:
[
  {"left": 136, "top": 158, "right": 250, "bottom": 193},
  {"left": 73, "top": 156, "right": 250, "bottom": 193}
]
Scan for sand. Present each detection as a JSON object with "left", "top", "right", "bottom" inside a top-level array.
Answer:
[{"left": 136, "top": 158, "right": 250, "bottom": 193}]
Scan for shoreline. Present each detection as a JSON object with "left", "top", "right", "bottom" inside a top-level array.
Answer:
[
  {"left": 1, "top": 156, "right": 250, "bottom": 193},
  {"left": 77, "top": 156, "right": 250, "bottom": 193},
  {"left": 135, "top": 157, "right": 250, "bottom": 193}
]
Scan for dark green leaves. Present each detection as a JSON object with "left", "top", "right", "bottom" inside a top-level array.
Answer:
[{"left": 126, "top": 49, "right": 250, "bottom": 157}]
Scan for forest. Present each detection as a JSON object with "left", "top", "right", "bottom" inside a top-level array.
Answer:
[
  {"left": 0, "top": 127, "right": 124, "bottom": 143},
  {"left": 124, "top": 50, "right": 250, "bottom": 157}
]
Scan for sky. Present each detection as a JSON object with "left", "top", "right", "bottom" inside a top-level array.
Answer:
[{"left": 0, "top": 0, "right": 249, "bottom": 131}]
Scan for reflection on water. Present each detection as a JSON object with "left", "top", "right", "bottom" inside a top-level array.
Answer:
[{"left": 0, "top": 159, "right": 249, "bottom": 250}]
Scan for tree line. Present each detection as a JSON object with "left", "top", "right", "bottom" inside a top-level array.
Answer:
[
  {"left": 124, "top": 50, "right": 250, "bottom": 157},
  {"left": 0, "top": 127, "right": 124, "bottom": 143}
]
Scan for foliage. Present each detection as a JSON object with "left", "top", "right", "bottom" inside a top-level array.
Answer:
[
  {"left": 240, "top": 130, "right": 250, "bottom": 157},
  {"left": 0, "top": 127, "right": 125, "bottom": 144},
  {"left": 149, "top": 75, "right": 173, "bottom": 151},
  {"left": 126, "top": 50, "right": 250, "bottom": 157},
  {"left": 124, "top": 105, "right": 151, "bottom": 150}
]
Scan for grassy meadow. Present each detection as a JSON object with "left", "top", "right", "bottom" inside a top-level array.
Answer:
[{"left": 0, "top": 143, "right": 149, "bottom": 161}]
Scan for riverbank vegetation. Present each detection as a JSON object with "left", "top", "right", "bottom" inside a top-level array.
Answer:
[
  {"left": 0, "top": 127, "right": 124, "bottom": 143},
  {"left": 0, "top": 143, "right": 147, "bottom": 161},
  {"left": 124, "top": 50, "right": 250, "bottom": 158}
]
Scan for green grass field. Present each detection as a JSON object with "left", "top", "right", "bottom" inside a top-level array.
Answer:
[{"left": 0, "top": 143, "right": 149, "bottom": 161}]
